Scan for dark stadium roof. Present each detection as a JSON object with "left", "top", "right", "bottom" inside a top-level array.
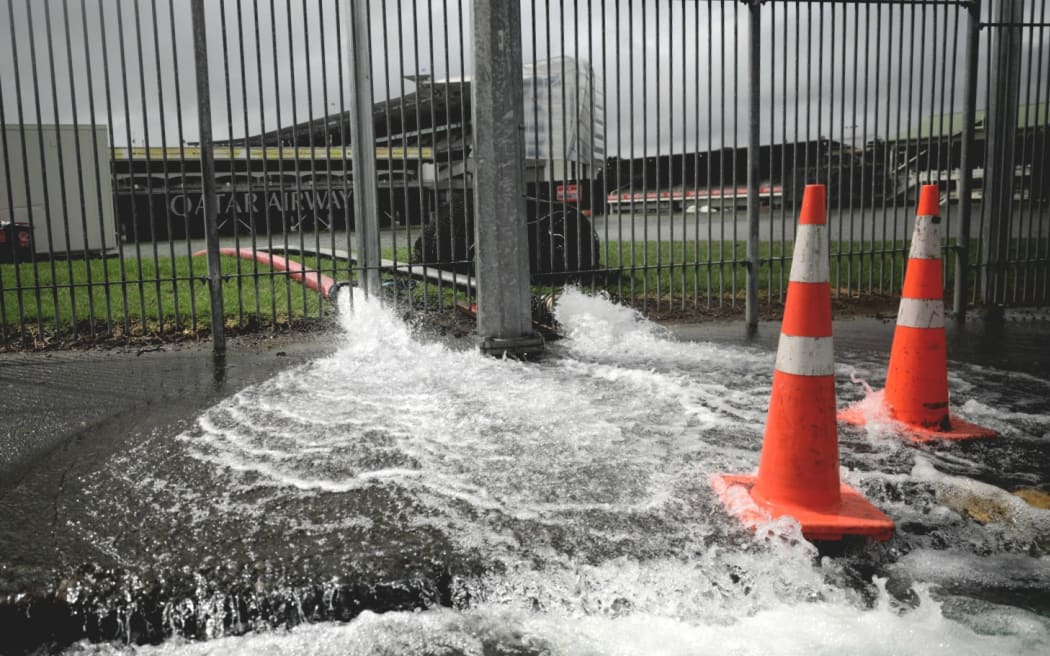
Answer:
[{"left": 223, "top": 77, "right": 472, "bottom": 148}]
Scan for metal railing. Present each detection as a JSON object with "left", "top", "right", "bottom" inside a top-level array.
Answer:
[{"left": 0, "top": 0, "right": 1047, "bottom": 349}]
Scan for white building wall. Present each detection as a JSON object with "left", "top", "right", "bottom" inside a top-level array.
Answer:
[
  {"left": 523, "top": 57, "right": 605, "bottom": 171},
  {"left": 0, "top": 124, "right": 116, "bottom": 255}
]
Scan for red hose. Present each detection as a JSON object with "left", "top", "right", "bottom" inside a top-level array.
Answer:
[{"left": 194, "top": 248, "right": 340, "bottom": 300}]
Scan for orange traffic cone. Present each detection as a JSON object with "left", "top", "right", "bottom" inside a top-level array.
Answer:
[
  {"left": 712, "top": 185, "right": 894, "bottom": 542},
  {"left": 839, "top": 185, "right": 997, "bottom": 443}
]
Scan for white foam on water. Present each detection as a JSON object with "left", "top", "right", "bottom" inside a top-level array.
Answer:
[
  {"left": 553, "top": 287, "right": 772, "bottom": 376},
  {"left": 956, "top": 399, "right": 1050, "bottom": 440},
  {"left": 891, "top": 549, "right": 1050, "bottom": 594},
  {"left": 163, "top": 290, "right": 770, "bottom": 519},
  {"left": 908, "top": 456, "right": 1050, "bottom": 543},
  {"left": 69, "top": 289, "right": 1050, "bottom": 653},
  {"left": 70, "top": 581, "right": 1048, "bottom": 656}
]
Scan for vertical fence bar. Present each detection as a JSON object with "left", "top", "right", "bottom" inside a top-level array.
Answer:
[
  {"left": 730, "top": 1, "right": 739, "bottom": 306},
  {"left": 336, "top": 0, "right": 356, "bottom": 303},
  {"left": 253, "top": 0, "right": 278, "bottom": 325},
  {"left": 679, "top": 1, "right": 687, "bottom": 310},
  {"left": 49, "top": 0, "right": 86, "bottom": 337},
  {"left": 0, "top": 43, "right": 26, "bottom": 339},
  {"left": 219, "top": 2, "right": 244, "bottom": 327},
  {"left": 114, "top": 1, "right": 149, "bottom": 329},
  {"left": 709, "top": 0, "right": 717, "bottom": 307},
  {"left": 98, "top": 2, "right": 132, "bottom": 336},
  {"left": 150, "top": 0, "right": 179, "bottom": 333},
  {"left": 746, "top": 0, "right": 760, "bottom": 327},
  {"left": 628, "top": 0, "right": 637, "bottom": 303},
  {"left": 1033, "top": 3, "right": 1050, "bottom": 305},
  {"left": 268, "top": 0, "right": 292, "bottom": 319},
  {"left": 236, "top": 0, "right": 261, "bottom": 322},
  {"left": 1018, "top": 0, "right": 1046, "bottom": 304},
  {"left": 171, "top": 0, "right": 197, "bottom": 332},
  {"left": 318, "top": 0, "right": 340, "bottom": 309},
  {"left": 472, "top": 0, "right": 543, "bottom": 355},
  {"left": 191, "top": 0, "right": 226, "bottom": 353},
  {"left": 378, "top": 0, "right": 395, "bottom": 308},
  {"left": 654, "top": 0, "right": 662, "bottom": 311},
  {"left": 448, "top": 0, "right": 468, "bottom": 310},
  {"left": 778, "top": 1, "right": 789, "bottom": 303},
  {"left": 300, "top": 0, "right": 321, "bottom": 318},
  {"left": 82, "top": 1, "right": 111, "bottom": 334},
  {"left": 284, "top": 0, "right": 306, "bottom": 313},
  {"left": 132, "top": 0, "right": 165, "bottom": 328},
  {"left": 641, "top": 2, "right": 649, "bottom": 312},
  {"left": 693, "top": 0, "right": 702, "bottom": 306},
  {"left": 423, "top": 1, "right": 442, "bottom": 303},
  {"left": 868, "top": 3, "right": 880, "bottom": 296},
  {"left": 718, "top": 1, "right": 725, "bottom": 305},
  {"left": 615, "top": 0, "right": 626, "bottom": 302},
  {"left": 982, "top": 0, "right": 1023, "bottom": 306},
  {"left": 394, "top": 0, "right": 413, "bottom": 309},
  {"left": 895, "top": 4, "right": 914, "bottom": 293},
  {"left": 347, "top": 0, "right": 381, "bottom": 297},
  {"left": 939, "top": 3, "right": 958, "bottom": 288},
  {"left": 24, "top": 0, "right": 63, "bottom": 337},
  {"left": 954, "top": 0, "right": 982, "bottom": 318},
  {"left": 847, "top": 3, "right": 861, "bottom": 298}
]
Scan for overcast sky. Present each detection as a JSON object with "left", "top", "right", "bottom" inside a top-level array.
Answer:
[{"left": 1, "top": 0, "right": 1047, "bottom": 155}]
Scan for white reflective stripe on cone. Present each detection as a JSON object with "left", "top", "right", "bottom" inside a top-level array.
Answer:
[
  {"left": 774, "top": 334, "right": 835, "bottom": 376},
  {"left": 909, "top": 216, "right": 942, "bottom": 260},
  {"left": 788, "top": 224, "right": 829, "bottom": 283},
  {"left": 897, "top": 297, "right": 945, "bottom": 329}
]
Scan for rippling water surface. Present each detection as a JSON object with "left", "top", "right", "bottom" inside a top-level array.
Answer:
[{"left": 64, "top": 289, "right": 1050, "bottom": 654}]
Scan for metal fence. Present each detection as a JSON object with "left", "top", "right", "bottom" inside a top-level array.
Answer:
[{"left": 0, "top": 0, "right": 1047, "bottom": 347}]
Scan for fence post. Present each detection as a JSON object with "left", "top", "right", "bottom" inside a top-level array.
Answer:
[
  {"left": 471, "top": 0, "right": 543, "bottom": 356},
  {"left": 190, "top": 0, "right": 225, "bottom": 354},
  {"left": 982, "top": 0, "right": 1022, "bottom": 306},
  {"left": 746, "top": 0, "right": 761, "bottom": 328},
  {"left": 953, "top": 0, "right": 982, "bottom": 318},
  {"left": 346, "top": 0, "right": 381, "bottom": 297}
]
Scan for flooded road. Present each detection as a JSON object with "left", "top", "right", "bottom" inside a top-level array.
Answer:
[{"left": 1, "top": 291, "right": 1048, "bottom": 654}]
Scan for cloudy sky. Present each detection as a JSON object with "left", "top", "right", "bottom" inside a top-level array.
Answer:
[{"left": 0, "top": 0, "right": 1047, "bottom": 155}]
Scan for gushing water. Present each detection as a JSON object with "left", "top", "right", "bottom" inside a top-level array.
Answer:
[{"left": 68, "top": 288, "right": 1050, "bottom": 654}]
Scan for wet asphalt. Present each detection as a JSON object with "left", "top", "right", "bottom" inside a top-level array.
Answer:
[
  {"left": 0, "top": 333, "right": 341, "bottom": 495},
  {"left": 0, "top": 309, "right": 1047, "bottom": 653},
  {"left": 3, "top": 309, "right": 1048, "bottom": 504}
]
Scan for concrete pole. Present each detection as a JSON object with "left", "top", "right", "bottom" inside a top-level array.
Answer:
[
  {"left": 190, "top": 0, "right": 225, "bottom": 354},
  {"left": 346, "top": 0, "right": 382, "bottom": 297},
  {"left": 471, "top": 0, "right": 544, "bottom": 357}
]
